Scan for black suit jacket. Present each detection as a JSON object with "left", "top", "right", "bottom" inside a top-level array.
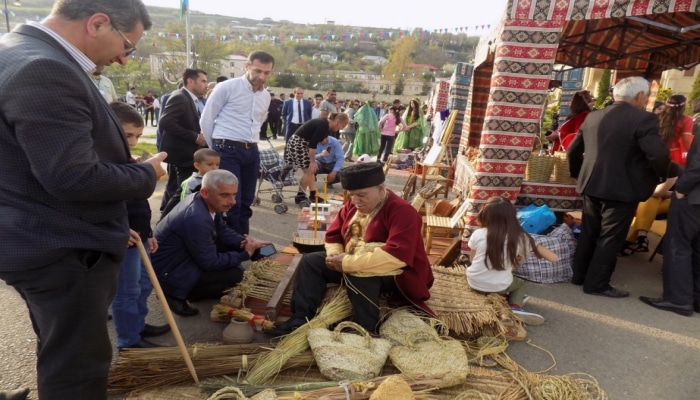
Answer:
[
  {"left": 159, "top": 88, "right": 202, "bottom": 167},
  {"left": 676, "top": 137, "right": 700, "bottom": 205},
  {"left": 567, "top": 102, "right": 669, "bottom": 203},
  {"left": 0, "top": 25, "right": 157, "bottom": 270}
]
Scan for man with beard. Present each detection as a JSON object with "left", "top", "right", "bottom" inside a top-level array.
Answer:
[{"left": 201, "top": 51, "right": 274, "bottom": 234}]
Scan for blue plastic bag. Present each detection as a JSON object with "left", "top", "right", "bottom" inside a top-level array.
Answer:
[{"left": 517, "top": 204, "right": 556, "bottom": 234}]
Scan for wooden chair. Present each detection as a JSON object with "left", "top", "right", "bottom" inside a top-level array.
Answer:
[
  {"left": 415, "top": 161, "right": 452, "bottom": 198},
  {"left": 424, "top": 197, "right": 468, "bottom": 254},
  {"left": 398, "top": 174, "right": 417, "bottom": 200}
]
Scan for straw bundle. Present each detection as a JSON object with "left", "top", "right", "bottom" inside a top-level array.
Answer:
[
  {"left": 108, "top": 344, "right": 316, "bottom": 395},
  {"left": 210, "top": 305, "right": 275, "bottom": 330},
  {"left": 244, "top": 289, "right": 353, "bottom": 385},
  {"left": 426, "top": 265, "right": 515, "bottom": 339},
  {"left": 224, "top": 260, "right": 294, "bottom": 308}
]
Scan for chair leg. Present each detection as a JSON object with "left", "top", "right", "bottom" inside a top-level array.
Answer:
[
  {"left": 649, "top": 235, "right": 664, "bottom": 262},
  {"left": 425, "top": 226, "right": 433, "bottom": 253}
]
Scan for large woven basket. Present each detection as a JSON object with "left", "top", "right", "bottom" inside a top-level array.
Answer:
[
  {"left": 307, "top": 321, "right": 392, "bottom": 381},
  {"left": 525, "top": 138, "right": 553, "bottom": 183},
  {"left": 552, "top": 151, "right": 576, "bottom": 184}
]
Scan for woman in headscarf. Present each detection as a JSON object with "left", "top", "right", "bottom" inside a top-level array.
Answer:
[
  {"left": 659, "top": 94, "right": 694, "bottom": 167},
  {"left": 352, "top": 100, "right": 380, "bottom": 157},
  {"left": 393, "top": 98, "right": 428, "bottom": 152}
]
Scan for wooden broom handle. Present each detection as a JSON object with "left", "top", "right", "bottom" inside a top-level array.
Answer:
[{"left": 136, "top": 240, "right": 199, "bottom": 384}]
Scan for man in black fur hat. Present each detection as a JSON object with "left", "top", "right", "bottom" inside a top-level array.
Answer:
[{"left": 272, "top": 162, "right": 435, "bottom": 335}]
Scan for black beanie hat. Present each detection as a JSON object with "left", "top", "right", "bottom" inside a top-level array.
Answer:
[{"left": 340, "top": 162, "right": 385, "bottom": 190}]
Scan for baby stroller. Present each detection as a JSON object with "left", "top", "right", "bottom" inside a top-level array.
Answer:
[{"left": 254, "top": 148, "right": 299, "bottom": 214}]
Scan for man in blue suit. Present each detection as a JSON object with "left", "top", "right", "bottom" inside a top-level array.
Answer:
[
  {"left": 0, "top": 1, "right": 166, "bottom": 398},
  {"left": 152, "top": 170, "right": 269, "bottom": 316},
  {"left": 281, "top": 87, "right": 312, "bottom": 142}
]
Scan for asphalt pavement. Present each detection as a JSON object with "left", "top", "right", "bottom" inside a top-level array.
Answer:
[{"left": 1, "top": 126, "right": 699, "bottom": 399}]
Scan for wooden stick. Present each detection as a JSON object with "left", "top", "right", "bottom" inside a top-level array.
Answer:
[{"left": 136, "top": 241, "right": 200, "bottom": 384}]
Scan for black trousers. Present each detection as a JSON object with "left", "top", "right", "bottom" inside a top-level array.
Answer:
[
  {"left": 143, "top": 108, "right": 155, "bottom": 126},
  {"left": 160, "top": 164, "right": 196, "bottom": 219},
  {"left": 315, "top": 161, "right": 341, "bottom": 184},
  {"left": 572, "top": 195, "right": 637, "bottom": 293},
  {"left": 290, "top": 251, "right": 397, "bottom": 333},
  {"left": 268, "top": 116, "right": 281, "bottom": 138},
  {"left": 187, "top": 268, "right": 244, "bottom": 301},
  {"left": 662, "top": 195, "right": 700, "bottom": 306},
  {"left": 160, "top": 163, "right": 178, "bottom": 212},
  {"left": 0, "top": 249, "right": 120, "bottom": 399},
  {"left": 377, "top": 135, "right": 396, "bottom": 162}
]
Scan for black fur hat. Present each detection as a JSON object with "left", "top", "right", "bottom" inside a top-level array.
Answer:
[{"left": 340, "top": 162, "right": 385, "bottom": 190}]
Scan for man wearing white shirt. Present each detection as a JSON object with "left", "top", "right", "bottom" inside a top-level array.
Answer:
[
  {"left": 200, "top": 51, "right": 274, "bottom": 235},
  {"left": 281, "top": 87, "right": 312, "bottom": 142},
  {"left": 90, "top": 66, "right": 118, "bottom": 103}
]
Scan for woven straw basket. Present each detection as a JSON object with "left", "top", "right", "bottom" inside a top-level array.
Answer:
[
  {"left": 552, "top": 151, "right": 576, "bottom": 184},
  {"left": 388, "top": 331, "right": 470, "bottom": 388},
  {"left": 379, "top": 308, "right": 439, "bottom": 346},
  {"left": 525, "top": 138, "right": 553, "bottom": 183},
  {"left": 307, "top": 321, "right": 392, "bottom": 381}
]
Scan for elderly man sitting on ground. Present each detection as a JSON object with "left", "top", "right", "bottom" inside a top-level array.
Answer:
[{"left": 272, "top": 162, "right": 434, "bottom": 335}]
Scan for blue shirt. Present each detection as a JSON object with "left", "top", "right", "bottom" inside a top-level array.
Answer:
[
  {"left": 315, "top": 136, "right": 344, "bottom": 172},
  {"left": 200, "top": 75, "right": 270, "bottom": 146}
]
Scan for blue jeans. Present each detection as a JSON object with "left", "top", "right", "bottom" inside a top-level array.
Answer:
[
  {"left": 111, "top": 242, "right": 153, "bottom": 349},
  {"left": 214, "top": 142, "right": 260, "bottom": 234}
]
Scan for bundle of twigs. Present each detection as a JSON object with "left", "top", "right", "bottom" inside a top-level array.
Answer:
[
  {"left": 210, "top": 304, "right": 275, "bottom": 330},
  {"left": 203, "top": 374, "right": 443, "bottom": 399},
  {"left": 244, "top": 289, "right": 353, "bottom": 385},
  {"left": 108, "top": 345, "right": 316, "bottom": 395}
]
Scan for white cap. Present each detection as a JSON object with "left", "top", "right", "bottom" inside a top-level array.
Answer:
[{"left": 356, "top": 154, "right": 371, "bottom": 163}]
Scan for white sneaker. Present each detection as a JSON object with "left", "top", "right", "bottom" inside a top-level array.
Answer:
[{"left": 511, "top": 307, "right": 544, "bottom": 326}]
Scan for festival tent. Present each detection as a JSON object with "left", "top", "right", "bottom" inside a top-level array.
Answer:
[{"left": 454, "top": 0, "right": 700, "bottom": 237}]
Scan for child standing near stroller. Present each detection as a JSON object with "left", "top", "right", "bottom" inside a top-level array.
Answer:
[{"left": 467, "top": 196, "right": 558, "bottom": 325}]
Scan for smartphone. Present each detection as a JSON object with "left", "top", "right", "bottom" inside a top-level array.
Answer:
[{"left": 251, "top": 244, "right": 277, "bottom": 261}]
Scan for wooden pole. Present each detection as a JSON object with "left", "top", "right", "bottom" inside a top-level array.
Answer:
[{"left": 136, "top": 241, "right": 199, "bottom": 384}]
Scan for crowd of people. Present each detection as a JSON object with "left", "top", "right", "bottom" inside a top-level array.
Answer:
[{"left": 3, "top": 1, "right": 700, "bottom": 399}]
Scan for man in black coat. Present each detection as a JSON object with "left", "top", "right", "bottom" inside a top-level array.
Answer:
[
  {"left": 640, "top": 131, "right": 700, "bottom": 315},
  {"left": 0, "top": 1, "right": 166, "bottom": 398},
  {"left": 567, "top": 76, "right": 669, "bottom": 298},
  {"left": 159, "top": 68, "right": 208, "bottom": 217}
]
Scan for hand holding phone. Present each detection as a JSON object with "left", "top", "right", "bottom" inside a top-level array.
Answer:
[{"left": 251, "top": 244, "right": 277, "bottom": 261}]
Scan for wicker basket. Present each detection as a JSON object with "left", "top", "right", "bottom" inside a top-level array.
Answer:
[
  {"left": 552, "top": 151, "right": 576, "bottom": 184},
  {"left": 525, "top": 151, "right": 554, "bottom": 183}
]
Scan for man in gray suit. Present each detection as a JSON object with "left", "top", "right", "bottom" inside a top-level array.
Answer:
[
  {"left": 0, "top": 1, "right": 166, "bottom": 399},
  {"left": 567, "top": 77, "right": 669, "bottom": 298}
]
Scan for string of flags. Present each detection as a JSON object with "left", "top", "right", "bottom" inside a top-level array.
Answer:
[
  {"left": 0, "top": 11, "right": 491, "bottom": 42},
  {"left": 142, "top": 26, "right": 492, "bottom": 43},
  {"left": 106, "top": 70, "right": 452, "bottom": 80}
]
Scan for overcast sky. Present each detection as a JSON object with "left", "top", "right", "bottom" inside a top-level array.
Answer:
[{"left": 142, "top": 0, "right": 509, "bottom": 34}]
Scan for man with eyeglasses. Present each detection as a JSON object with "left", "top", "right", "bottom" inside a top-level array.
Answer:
[{"left": 0, "top": 1, "right": 166, "bottom": 399}]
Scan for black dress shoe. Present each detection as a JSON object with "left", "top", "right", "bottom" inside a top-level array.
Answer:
[
  {"left": 269, "top": 316, "right": 307, "bottom": 337},
  {"left": 140, "top": 323, "right": 171, "bottom": 337},
  {"left": 165, "top": 295, "right": 199, "bottom": 317},
  {"left": 585, "top": 287, "right": 629, "bottom": 298},
  {"left": 120, "top": 338, "right": 162, "bottom": 350},
  {"left": 0, "top": 388, "right": 30, "bottom": 400},
  {"left": 639, "top": 296, "right": 693, "bottom": 316}
]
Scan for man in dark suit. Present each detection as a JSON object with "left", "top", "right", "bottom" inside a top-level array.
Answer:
[
  {"left": 159, "top": 68, "right": 209, "bottom": 218},
  {"left": 567, "top": 76, "right": 669, "bottom": 298},
  {"left": 152, "top": 170, "right": 269, "bottom": 316},
  {"left": 281, "top": 86, "right": 312, "bottom": 142},
  {"left": 0, "top": 1, "right": 166, "bottom": 398},
  {"left": 640, "top": 133, "right": 700, "bottom": 316}
]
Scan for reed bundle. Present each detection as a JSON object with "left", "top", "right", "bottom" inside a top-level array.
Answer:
[
  {"left": 210, "top": 305, "right": 275, "bottom": 330},
  {"left": 244, "top": 290, "right": 353, "bottom": 385},
  {"left": 108, "top": 345, "right": 316, "bottom": 395}
]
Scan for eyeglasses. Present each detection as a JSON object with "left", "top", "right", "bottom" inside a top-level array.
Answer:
[{"left": 112, "top": 27, "right": 137, "bottom": 57}]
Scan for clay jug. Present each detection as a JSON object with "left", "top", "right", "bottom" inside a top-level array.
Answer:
[{"left": 222, "top": 318, "right": 254, "bottom": 344}]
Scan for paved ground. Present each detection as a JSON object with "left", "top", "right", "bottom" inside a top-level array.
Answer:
[{"left": 1, "top": 126, "right": 699, "bottom": 399}]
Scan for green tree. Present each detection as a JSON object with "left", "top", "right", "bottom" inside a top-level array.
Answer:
[
  {"left": 394, "top": 78, "right": 404, "bottom": 95},
  {"left": 688, "top": 70, "right": 700, "bottom": 114},
  {"left": 595, "top": 69, "right": 611, "bottom": 109},
  {"left": 382, "top": 36, "right": 418, "bottom": 83},
  {"left": 656, "top": 87, "right": 673, "bottom": 103}
]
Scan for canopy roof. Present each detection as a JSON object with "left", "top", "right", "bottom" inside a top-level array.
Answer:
[{"left": 557, "top": 12, "right": 700, "bottom": 77}]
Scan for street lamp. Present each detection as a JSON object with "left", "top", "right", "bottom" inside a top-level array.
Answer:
[{"left": 4, "top": 0, "right": 21, "bottom": 33}]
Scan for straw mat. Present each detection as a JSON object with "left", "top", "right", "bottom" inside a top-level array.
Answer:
[{"left": 426, "top": 265, "right": 514, "bottom": 339}]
